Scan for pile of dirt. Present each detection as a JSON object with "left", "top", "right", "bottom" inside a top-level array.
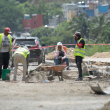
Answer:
[
  {"left": 91, "top": 52, "right": 110, "bottom": 58},
  {"left": 99, "top": 101, "right": 110, "bottom": 110},
  {"left": 45, "top": 51, "right": 55, "bottom": 60},
  {"left": 45, "top": 48, "right": 75, "bottom": 62},
  {"left": 92, "top": 62, "right": 110, "bottom": 66},
  {"left": 25, "top": 63, "right": 51, "bottom": 83}
]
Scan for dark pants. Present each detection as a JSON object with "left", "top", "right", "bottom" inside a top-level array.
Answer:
[
  {"left": 26, "top": 54, "right": 29, "bottom": 74},
  {"left": 75, "top": 56, "right": 83, "bottom": 78},
  {"left": 0, "top": 52, "right": 10, "bottom": 78}
]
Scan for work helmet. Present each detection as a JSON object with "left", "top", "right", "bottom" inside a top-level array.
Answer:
[{"left": 57, "top": 42, "right": 62, "bottom": 46}]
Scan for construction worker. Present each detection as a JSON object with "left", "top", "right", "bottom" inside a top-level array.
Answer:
[
  {"left": 74, "top": 32, "right": 85, "bottom": 81},
  {"left": 13, "top": 43, "right": 30, "bottom": 81},
  {"left": 0, "top": 27, "right": 12, "bottom": 79},
  {"left": 54, "top": 42, "right": 69, "bottom": 70}
]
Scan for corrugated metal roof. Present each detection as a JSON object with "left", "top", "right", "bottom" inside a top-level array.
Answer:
[{"left": 78, "top": 5, "right": 89, "bottom": 8}]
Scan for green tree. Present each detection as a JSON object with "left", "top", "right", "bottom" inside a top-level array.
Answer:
[
  {"left": 16, "top": 0, "right": 28, "bottom": 3},
  {"left": 90, "top": 15, "right": 110, "bottom": 42},
  {"left": 68, "top": 14, "right": 90, "bottom": 39},
  {"left": 0, "top": 0, "right": 23, "bottom": 32},
  {"left": 30, "top": 26, "right": 54, "bottom": 38},
  {"left": 37, "top": 0, "right": 48, "bottom": 25}
]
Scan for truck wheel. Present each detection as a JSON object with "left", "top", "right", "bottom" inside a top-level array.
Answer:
[{"left": 38, "top": 58, "right": 42, "bottom": 65}]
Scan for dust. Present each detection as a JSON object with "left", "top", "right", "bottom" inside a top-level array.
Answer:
[
  {"left": 45, "top": 47, "right": 75, "bottom": 62},
  {"left": 99, "top": 101, "right": 110, "bottom": 110}
]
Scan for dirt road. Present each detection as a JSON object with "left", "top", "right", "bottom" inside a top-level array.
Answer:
[{"left": 0, "top": 61, "right": 110, "bottom": 110}]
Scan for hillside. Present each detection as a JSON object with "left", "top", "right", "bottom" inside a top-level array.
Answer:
[
  {"left": 29, "top": 0, "right": 70, "bottom": 4},
  {"left": 28, "top": 0, "right": 81, "bottom": 5}
]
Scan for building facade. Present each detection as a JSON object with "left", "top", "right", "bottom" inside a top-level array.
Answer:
[
  {"left": 67, "top": 10, "right": 77, "bottom": 21},
  {"left": 62, "top": 3, "right": 78, "bottom": 19},
  {"left": 22, "top": 14, "right": 43, "bottom": 32},
  {"left": 48, "top": 15, "right": 64, "bottom": 28}
]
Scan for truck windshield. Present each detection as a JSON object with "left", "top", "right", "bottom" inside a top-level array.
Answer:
[{"left": 15, "top": 39, "right": 36, "bottom": 46}]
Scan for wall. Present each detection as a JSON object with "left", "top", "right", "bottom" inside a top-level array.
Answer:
[
  {"left": 22, "top": 14, "right": 43, "bottom": 32},
  {"left": 98, "top": 5, "right": 109, "bottom": 13},
  {"left": 62, "top": 3, "right": 77, "bottom": 19},
  {"left": 77, "top": 5, "right": 89, "bottom": 14},
  {"left": 67, "top": 10, "right": 77, "bottom": 21},
  {"left": 85, "top": 9, "right": 94, "bottom": 17},
  {"left": 89, "top": 3, "right": 97, "bottom": 9}
]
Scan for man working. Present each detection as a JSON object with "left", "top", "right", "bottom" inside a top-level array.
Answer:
[
  {"left": 74, "top": 32, "right": 85, "bottom": 81},
  {"left": 54, "top": 42, "right": 69, "bottom": 70},
  {"left": 0, "top": 27, "right": 12, "bottom": 79},
  {"left": 13, "top": 44, "right": 30, "bottom": 81}
]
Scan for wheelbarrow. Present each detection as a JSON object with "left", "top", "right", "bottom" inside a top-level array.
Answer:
[{"left": 43, "top": 65, "right": 66, "bottom": 81}]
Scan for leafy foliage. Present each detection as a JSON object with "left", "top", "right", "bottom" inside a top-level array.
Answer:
[{"left": 0, "top": 0, "right": 23, "bottom": 32}]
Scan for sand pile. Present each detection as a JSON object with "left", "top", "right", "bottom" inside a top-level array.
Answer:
[
  {"left": 91, "top": 52, "right": 110, "bottom": 58},
  {"left": 92, "top": 62, "right": 110, "bottom": 66},
  {"left": 46, "top": 48, "right": 75, "bottom": 62},
  {"left": 99, "top": 101, "right": 110, "bottom": 110},
  {"left": 45, "top": 51, "right": 54, "bottom": 60},
  {"left": 25, "top": 63, "right": 51, "bottom": 83}
]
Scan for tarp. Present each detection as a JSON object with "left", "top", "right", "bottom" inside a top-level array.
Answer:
[
  {"left": 85, "top": 9, "right": 94, "bottom": 17},
  {"left": 98, "top": 5, "right": 108, "bottom": 13}
]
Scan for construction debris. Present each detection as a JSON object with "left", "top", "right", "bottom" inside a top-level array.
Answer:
[
  {"left": 90, "top": 84, "right": 110, "bottom": 94},
  {"left": 25, "top": 63, "right": 50, "bottom": 83},
  {"left": 25, "top": 63, "right": 73, "bottom": 82}
]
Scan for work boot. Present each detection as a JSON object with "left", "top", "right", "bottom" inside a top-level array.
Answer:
[
  {"left": 22, "top": 77, "right": 26, "bottom": 81},
  {"left": 26, "top": 71, "right": 28, "bottom": 75},
  {"left": 75, "top": 77, "right": 83, "bottom": 81},
  {"left": 66, "top": 66, "right": 70, "bottom": 70}
]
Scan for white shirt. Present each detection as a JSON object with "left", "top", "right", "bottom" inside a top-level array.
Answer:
[{"left": 0, "top": 34, "right": 11, "bottom": 53}]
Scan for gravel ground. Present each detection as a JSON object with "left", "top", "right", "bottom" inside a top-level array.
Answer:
[{"left": 0, "top": 60, "right": 110, "bottom": 110}]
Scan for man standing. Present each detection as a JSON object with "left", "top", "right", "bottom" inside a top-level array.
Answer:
[
  {"left": 74, "top": 32, "right": 85, "bottom": 81},
  {"left": 0, "top": 27, "right": 12, "bottom": 79},
  {"left": 13, "top": 44, "right": 30, "bottom": 81}
]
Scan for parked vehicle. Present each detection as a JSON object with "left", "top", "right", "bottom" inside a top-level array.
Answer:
[{"left": 12, "top": 37, "right": 45, "bottom": 65}]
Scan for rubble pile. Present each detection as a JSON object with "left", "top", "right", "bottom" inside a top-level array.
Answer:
[
  {"left": 45, "top": 47, "right": 75, "bottom": 62},
  {"left": 45, "top": 51, "right": 54, "bottom": 60},
  {"left": 91, "top": 52, "right": 110, "bottom": 58},
  {"left": 25, "top": 63, "right": 51, "bottom": 83}
]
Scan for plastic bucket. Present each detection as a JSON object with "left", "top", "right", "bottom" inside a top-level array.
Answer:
[{"left": 2, "top": 69, "right": 11, "bottom": 81}]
